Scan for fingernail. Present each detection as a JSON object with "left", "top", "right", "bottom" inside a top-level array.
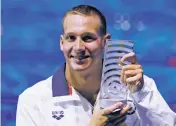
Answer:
[{"left": 136, "top": 81, "right": 140, "bottom": 86}]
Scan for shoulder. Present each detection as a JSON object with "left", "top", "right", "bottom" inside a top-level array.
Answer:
[{"left": 18, "top": 76, "right": 53, "bottom": 106}]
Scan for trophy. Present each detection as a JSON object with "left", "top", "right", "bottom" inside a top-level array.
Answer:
[{"left": 99, "top": 39, "right": 134, "bottom": 111}]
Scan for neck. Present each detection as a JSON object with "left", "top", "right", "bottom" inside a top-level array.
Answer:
[{"left": 65, "top": 61, "right": 103, "bottom": 103}]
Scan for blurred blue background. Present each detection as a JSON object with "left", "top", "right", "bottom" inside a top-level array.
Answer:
[{"left": 1, "top": 0, "right": 176, "bottom": 125}]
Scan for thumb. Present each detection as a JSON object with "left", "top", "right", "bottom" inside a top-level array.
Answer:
[{"left": 102, "top": 102, "right": 123, "bottom": 115}]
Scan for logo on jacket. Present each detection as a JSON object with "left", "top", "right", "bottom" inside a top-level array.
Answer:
[{"left": 52, "top": 110, "right": 64, "bottom": 120}]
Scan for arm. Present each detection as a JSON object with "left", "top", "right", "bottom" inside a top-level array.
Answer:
[
  {"left": 131, "top": 75, "right": 176, "bottom": 125},
  {"left": 121, "top": 52, "right": 176, "bottom": 125}
]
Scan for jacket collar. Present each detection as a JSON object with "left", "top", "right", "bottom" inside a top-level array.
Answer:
[{"left": 52, "top": 63, "right": 69, "bottom": 97}]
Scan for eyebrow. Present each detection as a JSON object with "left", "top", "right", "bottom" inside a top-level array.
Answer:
[
  {"left": 64, "top": 32, "right": 76, "bottom": 36},
  {"left": 64, "top": 32, "right": 98, "bottom": 37},
  {"left": 82, "top": 32, "right": 98, "bottom": 37}
]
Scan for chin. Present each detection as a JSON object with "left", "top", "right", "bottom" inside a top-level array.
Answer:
[
  {"left": 68, "top": 58, "right": 92, "bottom": 71},
  {"left": 70, "top": 63, "right": 91, "bottom": 71}
]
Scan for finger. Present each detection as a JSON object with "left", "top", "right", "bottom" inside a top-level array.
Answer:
[
  {"left": 107, "top": 111, "right": 127, "bottom": 121},
  {"left": 121, "top": 64, "right": 142, "bottom": 84},
  {"left": 124, "top": 69, "right": 143, "bottom": 76},
  {"left": 123, "top": 73, "right": 127, "bottom": 85},
  {"left": 126, "top": 73, "right": 142, "bottom": 84},
  {"left": 122, "top": 64, "right": 142, "bottom": 71},
  {"left": 121, "top": 69, "right": 128, "bottom": 85},
  {"left": 121, "top": 69, "right": 130, "bottom": 85},
  {"left": 102, "top": 102, "right": 123, "bottom": 115},
  {"left": 120, "top": 104, "right": 131, "bottom": 115},
  {"left": 120, "top": 52, "right": 137, "bottom": 64},
  {"left": 120, "top": 69, "right": 125, "bottom": 84},
  {"left": 106, "top": 109, "right": 121, "bottom": 120}
]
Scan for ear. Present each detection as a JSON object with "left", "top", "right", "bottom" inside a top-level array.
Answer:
[
  {"left": 105, "top": 33, "right": 111, "bottom": 39},
  {"left": 102, "top": 33, "right": 111, "bottom": 50},
  {"left": 60, "top": 35, "right": 64, "bottom": 51}
]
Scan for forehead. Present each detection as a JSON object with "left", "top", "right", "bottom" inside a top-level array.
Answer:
[{"left": 63, "top": 14, "right": 101, "bottom": 35}]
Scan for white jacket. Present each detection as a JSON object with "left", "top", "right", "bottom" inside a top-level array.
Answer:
[{"left": 16, "top": 65, "right": 176, "bottom": 126}]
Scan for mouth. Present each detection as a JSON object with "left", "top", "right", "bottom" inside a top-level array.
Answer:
[{"left": 70, "top": 55, "right": 90, "bottom": 60}]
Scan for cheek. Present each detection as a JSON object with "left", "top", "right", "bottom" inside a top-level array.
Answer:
[
  {"left": 62, "top": 43, "right": 73, "bottom": 55},
  {"left": 86, "top": 41, "right": 103, "bottom": 55}
]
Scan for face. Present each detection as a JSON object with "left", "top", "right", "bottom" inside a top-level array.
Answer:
[{"left": 60, "top": 14, "right": 108, "bottom": 71}]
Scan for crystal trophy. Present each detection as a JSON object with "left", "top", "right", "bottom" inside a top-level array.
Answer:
[{"left": 99, "top": 39, "right": 134, "bottom": 110}]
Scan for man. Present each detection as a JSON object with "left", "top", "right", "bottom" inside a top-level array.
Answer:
[{"left": 16, "top": 5, "right": 176, "bottom": 126}]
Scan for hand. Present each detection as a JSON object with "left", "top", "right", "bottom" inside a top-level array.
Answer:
[
  {"left": 89, "top": 102, "right": 130, "bottom": 126},
  {"left": 120, "top": 52, "right": 144, "bottom": 93}
]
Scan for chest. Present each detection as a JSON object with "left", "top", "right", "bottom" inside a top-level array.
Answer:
[{"left": 38, "top": 96, "right": 94, "bottom": 126}]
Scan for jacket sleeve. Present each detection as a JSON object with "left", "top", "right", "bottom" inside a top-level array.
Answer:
[
  {"left": 16, "top": 94, "right": 43, "bottom": 126},
  {"left": 131, "top": 75, "right": 176, "bottom": 126}
]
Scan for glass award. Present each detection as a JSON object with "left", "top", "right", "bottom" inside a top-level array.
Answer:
[{"left": 99, "top": 39, "right": 134, "bottom": 110}]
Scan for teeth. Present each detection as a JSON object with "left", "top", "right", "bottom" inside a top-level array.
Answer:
[
  {"left": 77, "top": 56, "right": 85, "bottom": 60},
  {"left": 74, "top": 55, "right": 89, "bottom": 60}
]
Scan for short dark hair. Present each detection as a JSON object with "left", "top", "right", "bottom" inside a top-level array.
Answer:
[{"left": 62, "top": 5, "right": 107, "bottom": 36}]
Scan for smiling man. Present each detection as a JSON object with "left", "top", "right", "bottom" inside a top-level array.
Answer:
[
  {"left": 16, "top": 5, "right": 176, "bottom": 126},
  {"left": 60, "top": 11, "right": 108, "bottom": 102}
]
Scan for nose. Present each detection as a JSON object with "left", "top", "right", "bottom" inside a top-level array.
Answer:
[{"left": 74, "top": 37, "right": 86, "bottom": 52}]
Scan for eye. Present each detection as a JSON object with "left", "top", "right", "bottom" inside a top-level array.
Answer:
[
  {"left": 65, "top": 35, "right": 76, "bottom": 42},
  {"left": 82, "top": 35, "right": 95, "bottom": 42}
]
